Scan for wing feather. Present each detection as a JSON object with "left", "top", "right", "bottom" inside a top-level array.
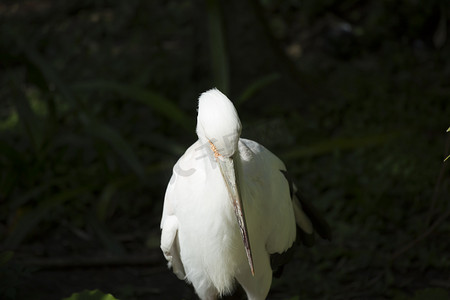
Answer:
[
  {"left": 281, "top": 170, "right": 332, "bottom": 244},
  {"left": 160, "top": 215, "right": 186, "bottom": 279}
]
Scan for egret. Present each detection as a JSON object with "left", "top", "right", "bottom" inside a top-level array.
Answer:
[{"left": 160, "top": 88, "right": 331, "bottom": 300}]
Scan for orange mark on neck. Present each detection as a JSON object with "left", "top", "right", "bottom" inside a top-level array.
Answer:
[{"left": 208, "top": 140, "right": 221, "bottom": 158}]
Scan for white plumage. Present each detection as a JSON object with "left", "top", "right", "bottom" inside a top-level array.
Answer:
[{"left": 160, "top": 89, "right": 328, "bottom": 300}]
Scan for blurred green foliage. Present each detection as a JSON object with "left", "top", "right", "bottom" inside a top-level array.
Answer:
[
  {"left": 63, "top": 290, "right": 119, "bottom": 300},
  {"left": 0, "top": 0, "right": 449, "bottom": 299},
  {"left": 394, "top": 287, "right": 450, "bottom": 300}
]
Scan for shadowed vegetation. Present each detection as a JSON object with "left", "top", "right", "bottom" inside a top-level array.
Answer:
[{"left": 0, "top": 0, "right": 449, "bottom": 299}]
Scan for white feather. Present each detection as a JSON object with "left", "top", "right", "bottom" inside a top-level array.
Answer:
[{"left": 161, "top": 89, "right": 311, "bottom": 300}]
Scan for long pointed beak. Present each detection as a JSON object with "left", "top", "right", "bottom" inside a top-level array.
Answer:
[{"left": 217, "top": 156, "right": 255, "bottom": 276}]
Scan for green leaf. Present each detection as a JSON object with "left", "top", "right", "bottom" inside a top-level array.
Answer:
[
  {"left": 394, "top": 288, "right": 450, "bottom": 300},
  {"left": 282, "top": 133, "right": 398, "bottom": 160},
  {"left": 412, "top": 288, "right": 449, "bottom": 300},
  {"left": 72, "top": 81, "right": 193, "bottom": 130},
  {"left": 238, "top": 73, "right": 280, "bottom": 105},
  {"left": 96, "top": 184, "right": 117, "bottom": 221},
  {"left": 206, "top": 0, "right": 229, "bottom": 94},
  {"left": 0, "top": 140, "right": 24, "bottom": 165},
  {"left": 17, "top": 37, "right": 78, "bottom": 107},
  {"left": 86, "top": 214, "right": 126, "bottom": 256},
  {"left": 10, "top": 82, "right": 42, "bottom": 152},
  {"left": 15, "top": 38, "right": 145, "bottom": 178},
  {"left": 0, "top": 167, "right": 19, "bottom": 199},
  {"left": 85, "top": 117, "right": 145, "bottom": 179},
  {"left": 62, "top": 289, "right": 119, "bottom": 300},
  {"left": 4, "top": 186, "right": 93, "bottom": 248},
  {"left": 0, "top": 109, "right": 19, "bottom": 131},
  {"left": 140, "top": 133, "right": 186, "bottom": 156},
  {"left": 0, "top": 251, "right": 14, "bottom": 267},
  {"left": 10, "top": 178, "right": 60, "bottom": 209}
]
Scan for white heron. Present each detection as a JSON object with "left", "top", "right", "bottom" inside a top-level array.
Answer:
[{"left": 160, "top": 88, "right": 330, "bottom": 300}]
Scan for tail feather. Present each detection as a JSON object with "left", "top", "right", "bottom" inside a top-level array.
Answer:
[
  {"left": 270, "top": 170, "right": 331, "bottom": 277},
  {"left": 296, "top": 191, "right": 332, "bottom": 241},
  {"left": 281, "top": 170, "right": 332, "bottom": 245}
]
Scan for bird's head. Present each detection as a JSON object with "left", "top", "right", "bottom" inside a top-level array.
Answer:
[
  {"left": 196, "top": 88, "right": 255, "bottom": 276},
  {"left": 196, "top": 88, "right": 241, "bottom": 158}
]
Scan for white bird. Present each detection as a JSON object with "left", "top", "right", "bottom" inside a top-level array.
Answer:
[{"left": 160, "top": 88, "right": 330, "bottom": 300}]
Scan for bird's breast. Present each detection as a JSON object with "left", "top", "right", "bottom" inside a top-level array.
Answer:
[{"left": 175, "top": 169, "right": 246, "bottom": 293}]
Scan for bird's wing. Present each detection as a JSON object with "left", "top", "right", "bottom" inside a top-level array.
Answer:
[
  {"left": 161, "top": 168, "right": 187, "bottom": 280},
  {"left": 160, "top": 148, "right": 190, "bottom": 280},
  {"left": 161, "top": 214, "right": 186, "bottom": 279},
  {"left": 160, "top": 141, "right": 205, "bottom": 280},
  {"left": 268, "top": 170, "right": 331, "bottom": 277},
  {"left": 281, "top": 169, "right": 332, "bottom": 246},
  {"left": 239, "top": 139, "right": 297, "bottom": 254},
  {"left": 240, "top": 138, "right": 331, "bottom": 249},
  {"left": 160, "top": 140, "right": 200, "bottom": 228}
]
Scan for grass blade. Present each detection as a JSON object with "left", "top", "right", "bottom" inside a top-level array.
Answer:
[
  {"left": 238, "top": 73, "right": 280, "bottom": 105},
  {"left": 0, "top": 140, "right": 24, "bottom": 165},
  {"left": 4, "top": 186, "right": 93, "bottom": 248},
  {"left": 10, "top": 82, "right": 41, "bottom": 152},
  {"left": 206, "top": 0, "right": 229, "bottom": 94},
  {"left": 96, "top": 184, "right": 117, "bottom": 222},
  {"left": 282, "top": 133, "right": 398, "bottom": 160},
  {"left": 0, "top": 109, "right": 19, "bottom": 131},
  {"left": 441, "top": 126, "right": 449, "bottom": 161},
  {"left": 0, "top": 251, "right": 14, "bottom": 266},
  {"left": 85, "top": 117, "right": 146, "bottom": 179},
  {"left": 86, "top": 213, "right": 126, "bottom": 256},
  {"left": 72, "top": 81, "right": 193, "bottom": 130},
  {"left": 0, "top": 141, "right": 23, "bottom": 198},
  {"left": 14, "top": 38, "right": 146, "bottom": 178},
  {"left": 63, "top": 289, "right": 119, "bottom": 300},
  {"left": 0, "top": 167, "right": 19, "bottom": 200},
  {"left": 17, "top": 38, "right": 78, "bottom": 107}
]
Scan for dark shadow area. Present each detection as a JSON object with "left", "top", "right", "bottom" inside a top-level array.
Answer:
[{"left": 0, "top": 0, "right": 449, "bottom": 299}]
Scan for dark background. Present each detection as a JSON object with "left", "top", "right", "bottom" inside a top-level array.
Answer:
[{"left": 1, "top": 0, "right": 449, "bottom": 299}]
